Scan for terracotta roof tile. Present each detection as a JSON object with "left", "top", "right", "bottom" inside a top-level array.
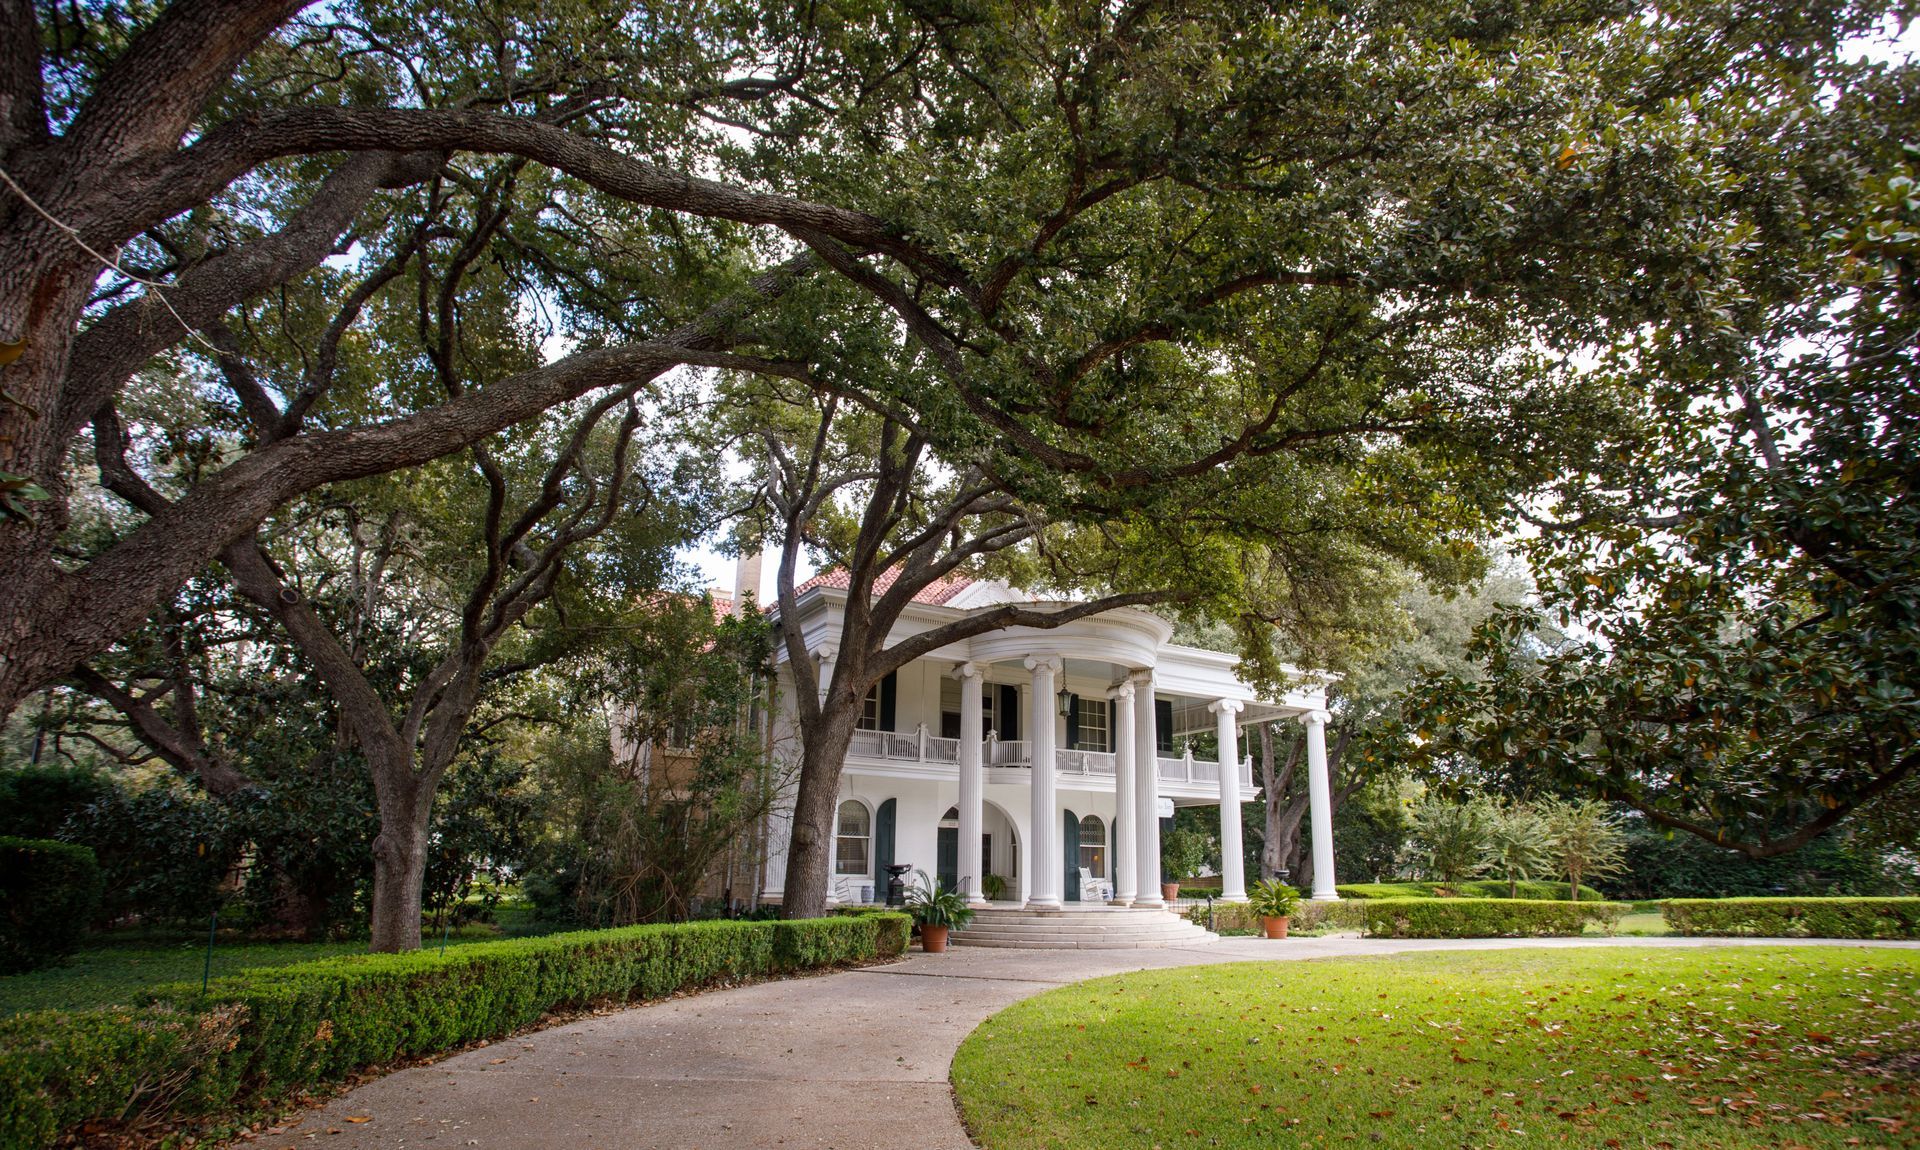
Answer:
[{"left": 792, "top": 567, "right": 975, "bottom": 606}]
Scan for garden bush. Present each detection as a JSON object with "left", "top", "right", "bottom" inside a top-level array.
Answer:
[
  {"left": 1357, "top": 898, "right": 1627, "bottom": 939},
  {"left": 1335, "top": 880, "right": 1605, "bottom": 901},
  {"left": 1183, "top": 900, "right": 1365, "bottom": 935},
  {"left": 0, "top": 913, "right": 909, "bottom": 1149},
  {"left": 1662, "top": 897, "right": 1920, "bottom": 939},
  {"left": 0, "top": 838, "right": 102, "bottom": 974}
]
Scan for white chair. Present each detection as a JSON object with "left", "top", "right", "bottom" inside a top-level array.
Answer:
[{"left": 1078, "top": 867, "right": 1112, "bottom": 902}]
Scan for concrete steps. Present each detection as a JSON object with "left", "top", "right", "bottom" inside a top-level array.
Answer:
[{"left": 952, "top": 906, "right": 1216, "bottom": 949}]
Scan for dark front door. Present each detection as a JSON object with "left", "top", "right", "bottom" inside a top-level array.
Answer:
[
  {"left": 937, "top": 825, "right": 959, "bottom": 893},
  {"left": 1063, "top": 809, "right": 1081, "bottom": 901},
  {"left": 875, "top": 798, "right": 897, "bottom": 897}
]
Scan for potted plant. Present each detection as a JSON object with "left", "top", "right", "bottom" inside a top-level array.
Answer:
[
  {"left": 904, "top": 869, "right": 975, "bottom": 952},
  {"left": 981, "top": 873, "right": 1007, "bottom": 902},
  {"left": 1247, "top": 879, "right": 1302, "bottom": 938},
  {"left": 1160, "top": 828, "right": 1216, "bottom": 903}
]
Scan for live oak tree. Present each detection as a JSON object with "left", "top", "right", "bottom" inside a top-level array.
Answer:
[{"left": 0, "top": 0, "right": 1884, "bottom": 724}]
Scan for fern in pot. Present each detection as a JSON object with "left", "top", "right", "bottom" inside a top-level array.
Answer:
[
  {"left": 1247, "top": 879, "right": 1302, "bottom": 939},
  {"left": 905, "top": 870, "right": 975, "bottom": 952}
]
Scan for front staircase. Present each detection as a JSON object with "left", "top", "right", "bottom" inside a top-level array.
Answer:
[{"left": 952, "top": 904, "right": 1217, "bottom": 949}]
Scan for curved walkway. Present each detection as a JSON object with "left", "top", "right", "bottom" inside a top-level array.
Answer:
[{"left": 267, "top": 935, "right": 1920, "bottom": 1149}]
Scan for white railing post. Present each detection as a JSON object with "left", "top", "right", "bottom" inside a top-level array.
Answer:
[
  {"left": 1182, "top": 743, "right": 1194, "bottom": 783},
  {"left": 916, "top": 722, "right": 927, "bottom": 762}
]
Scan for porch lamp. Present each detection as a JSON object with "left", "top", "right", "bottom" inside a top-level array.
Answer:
[{"left": 1056, "top": 687, "right": 1072, "bottom": 717}]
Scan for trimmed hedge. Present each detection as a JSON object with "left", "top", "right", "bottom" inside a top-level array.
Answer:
[
  {"left": 1358, "top": 898, "right": 1627, "bottom": 939},
  {"left": 1183, "top": 900, "right": 1366, "bottom": 935},
  {"left": 0, "top": 838, "right": 102, "bottom": 974},
  {"left": 1337, "top": 880, "right": 1607, "bottom": 902},
  {"left": 0, "top": 913, "right": 909, "bottom": 1149},
  {"left": 1662, "top": 897, "right": 1920, "bottom": 940}
]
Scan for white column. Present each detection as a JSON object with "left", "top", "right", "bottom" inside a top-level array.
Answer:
[
  {"left": 1025, "top": 655, "right": 1063, "bottom": 909},
  {"left": 815, "top": 646, "right": 836, "bottom": 704},
  {"left": 1110, "top": 681, "right": 1137, "bottom": 905},
  {"left": 1210, "top": 699, "right": 1247, "bottom": 902},
  {"left": 955, "top": 663, "right": 987, "bottom": 906},
  {"left": 1302, "top": 709, "right": 1340, "bottom": 900},
  {"left": 1132, "top": 671, "right": 1164, "bottom": 908}
]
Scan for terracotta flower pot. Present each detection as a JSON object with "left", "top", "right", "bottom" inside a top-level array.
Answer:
[
  {"left": 1161, "top": 882, "right": 1181, "bottom": 902},
  {"left": 1262, "top": 915, "right": 1290, "bottom": 939},
  {"left": 921, "top": 924, "right": 950, "bottom": 953}
]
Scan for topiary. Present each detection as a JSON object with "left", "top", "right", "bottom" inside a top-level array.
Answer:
[{"left": 0, "top": 837, "right": 102, "bottom": 972}]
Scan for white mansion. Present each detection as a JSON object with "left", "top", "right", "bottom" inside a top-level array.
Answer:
[{"left": 756, "top": 568, "right": 1342, "bottom": 910}]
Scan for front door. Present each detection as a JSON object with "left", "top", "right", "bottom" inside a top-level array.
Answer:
[
  {"left": 937, "top": 825, "right": 958, "bottom": 893},
  {"left": 1063, "top": 809, "right": 1081, "bottom": 901},
  {"left": 875, "top": 798, "right": 897, "bottom": 901}
]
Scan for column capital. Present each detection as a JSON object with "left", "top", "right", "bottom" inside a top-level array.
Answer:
[
  {"left": 816, "top": 646, "right": 837, "bottom": 663},
  {"left": 1110, "top": 680, "right": 1136, "bottom": 700},
  {"left": 1207, "top": 698, "right": 1245, "bottom": 716},
  {"left": 1023, "top": 654, "right": 1062, "bottom": 673},
  {"left": 1128, "top": 668, "right": 1154, "bottom": 686},
  {"left": 1300, "top": 708, "right": 1332, "bottom": 727},
  {"left": 951, "top": 661, "right": 984, "bottom": 681}
]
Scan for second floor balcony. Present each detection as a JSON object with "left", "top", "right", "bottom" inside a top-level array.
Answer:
[{"left": 844, "top": 726, "right": 1255, "bottom": 802}]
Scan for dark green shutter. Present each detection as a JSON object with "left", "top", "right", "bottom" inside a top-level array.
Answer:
[
  {"left": 1109, "top": 702, "right": 1118, "bottom": 752},
  {"left": 1063, "top": 809, "right": 1081, "bottom": 901},
  {"left": 1065, "top": 693, "right": 1080, "bottom": 749},
  {"left": 879, "top": 671, "right": 897, "bottom": 732},
  {"left": 998, "top": 684, "right": 1020, "bottom": 740},
  {"left": 1155, "top": 698, "right": 1174, "bottom": 754},
  {"left": 937, "top": 826, "right": 959, "bottom": 893},
  {"left": 874, "top": 798, "right": 896, "bottom": 893}
]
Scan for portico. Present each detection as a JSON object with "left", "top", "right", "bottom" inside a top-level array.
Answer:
[{"left": 759, "top": 575, "right": 1341, "bottom": 913}]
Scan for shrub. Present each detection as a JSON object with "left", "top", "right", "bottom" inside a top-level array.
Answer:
[
  {"left": 1357, "top": 898, "right": 1627, "bottom": 939},
  {"left": 1603, "top": 828, "right": 1904, "bottom": 900},
  {"left": 1662, "top": 897, "right": 1920, "bottom": 939},
  {"left": 1335, "top": 880, "right": 1605, "bottom": 901},
  {"left": 1183, "top": 900, "right": 1365, "bottom": 935},
  {"left": 0, "top": 913, "right": 908, "bottom": 1149},
  {"left": 0, "top": 838, "right": 102, "bottom": 974}
]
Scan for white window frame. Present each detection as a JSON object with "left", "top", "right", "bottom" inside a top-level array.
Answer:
[
  {"left": 1076, "top": 696, "right": 1110, "bottom": 753},
  {"left": 1078, "top": 814, "right": 1107, "bottom": 878},
  {"left": 835, "top": 800, "right": 872, "bottom": 876}
]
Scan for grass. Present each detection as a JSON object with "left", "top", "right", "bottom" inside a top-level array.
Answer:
[
  {"left": 952, "top": 947, "right": 1920, "bottom": 1149},
  {"left": 1614, "top": 911, "right": 1672, "bottom": 936},
  {"left": 0, "top": 924, "right": 522, "bottom": 1017}
]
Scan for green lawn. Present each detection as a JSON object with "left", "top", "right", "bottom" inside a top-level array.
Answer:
[
  {"left": 953, "top": 948, "right": 1920, "bottom": 1149},
  {"left": 0, "top": 929, "right": 512, "bottom": 1016}
]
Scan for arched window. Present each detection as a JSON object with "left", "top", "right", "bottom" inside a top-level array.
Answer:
[
  {"left": 1078, "top": 814, "right": 1107, "bottom": 878},
  {"left": 836, "top": 801, "right": 871, "bottom": 876}
]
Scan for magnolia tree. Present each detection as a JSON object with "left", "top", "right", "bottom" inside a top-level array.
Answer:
[{"left": 1395, "top": 123, "right": 1920, "bottom": 858}]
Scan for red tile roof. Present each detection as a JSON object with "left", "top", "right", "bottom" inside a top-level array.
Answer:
[{"left": 793, "top": 567, "right": 975, "bottom": 606}]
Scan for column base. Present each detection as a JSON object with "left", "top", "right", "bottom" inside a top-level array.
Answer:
[
  {"left": 1107, "top": 897, "right": 1135, "bottom": 907},
  {"left": 1025, "top": 897, "right": 1063, "bottom": 910},
  {"left": 1310, "top": 891, "right": 1341, "bottom": 901},
  {"left": 1132, "top": 895, "right": 1165, "bottom": 909},
  {"left": 1219, "top": 895, "right": 1248, "bottom": 904}
]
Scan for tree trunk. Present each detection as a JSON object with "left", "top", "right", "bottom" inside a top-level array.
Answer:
[
  {"left": 779, "top": 693, "right": 863, "bottom": 918},
  {"left": 369, "top": 773, "right": 433, "bottom": 952}
]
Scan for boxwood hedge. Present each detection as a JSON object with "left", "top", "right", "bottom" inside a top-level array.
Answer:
[
  {"left": 1662, "top": 897, "right": 1920, "bottom": 939},
  {"left": 0, "top": 838, "right": 102, "bottom": 975},
  {"left": 1358, "top": 898, "right": 1627, "bottom": 939},
  {"left": 0, "top": 913, "right": 909, "bottom": 1150},
  {"left": 1336, "top": 880, "right": 1606, "bottom": 902}
]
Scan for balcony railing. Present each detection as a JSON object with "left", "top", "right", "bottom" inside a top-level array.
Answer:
[
  {"left": 846, "top": 726, "right": 1252, "bottom": 789},
  {"left": 848, "top": 727, "right": 961, "bottom": 764}
]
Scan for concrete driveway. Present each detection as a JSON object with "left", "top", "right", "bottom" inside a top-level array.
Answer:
[{"left": 251, "top": 935, "right": 1920, "bottom": 1149}]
